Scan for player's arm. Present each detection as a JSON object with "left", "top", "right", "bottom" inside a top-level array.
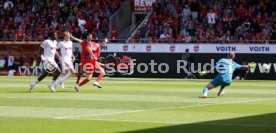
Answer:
[
  {"left": 235, "top": 62, "right": 256, "bottom": 69},
  {"left": 55, "top": 51, "right": 62, "bottom": 61},
  {"left": 70, "top": 35, "right": 83, "bottom": 43},
  {"left": 72, "top": 54, "right": 75, "bottom": 63},
  {"left": 40, "top": 41, "right": 47, "bottom": 56},
  {"left": 56, "top": 42, "right": 62, "bottom": 61}
]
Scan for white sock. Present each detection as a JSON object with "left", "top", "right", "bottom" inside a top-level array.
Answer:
[
  {"left": 53, "top": 73, "right": 71, "bottom": 86},
  {"left": 33, "top": 80, "right": 39, "bottom": 85}
]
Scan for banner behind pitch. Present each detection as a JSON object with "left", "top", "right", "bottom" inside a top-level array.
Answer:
[
  {"left": 98, "top": 44, "right": 276, "bottom": 54},
  {"left": 100, "top": 53, "right": 276, "bottom": 80}
]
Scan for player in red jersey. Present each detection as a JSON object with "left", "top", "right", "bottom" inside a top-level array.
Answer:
[
  {"left": 90, "top": 39, "right": 108, "bottom": 88},
  {"left": 70, "top": 33, "right": 96, "bottom": 92}
]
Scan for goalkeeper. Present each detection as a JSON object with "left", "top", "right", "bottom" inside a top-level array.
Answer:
[{"left": 199, "top": 52, "right": 256, "bottom": 98}]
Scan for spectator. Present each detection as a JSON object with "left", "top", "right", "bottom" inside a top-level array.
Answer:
[
  {"left": 73, "top": 47, "right": 81, "bottom": 65},
  {"left": 190, "top": 1, "right": 199, "bottom": 20},
  {"left": 8, "top": 56, "right": 20, "bottom": 71},
  {"left": 0, "top": 55, "right": 6, "bottom": 70},
  {"left": 4, "top": 0, "right": 13, "bottom": 10},
  {"left": 234, "top": 60, "right": 249, "bottom": 80},
  {"left": 182, "top": 5, "right": 191, "bottom": 21},
  {"left": 185, "top": 33, "right": 192, "bottom": 43},
  {"left": 31, "top": 56, "right": 39, "bottom": 76},
  {"left": 111, "top": 27, "right": 119, "bottom": 42},
  {"left": 236, "top": 24, "right": 250, "bottom": 38},
  {"left": 16, "top": 26, "right": 25, "bottom": 40},
  {"left": 217, "top": 31, "right": 226, "bottom": 43},
  {"left": 207, "top": 9, "right": 217, "bottom": 25},
  {"left": 14, "top": 12, "right": 23, "bottom": 25},
  {"left": 272, "top": 23, "right": 276, "bottom": 40}
]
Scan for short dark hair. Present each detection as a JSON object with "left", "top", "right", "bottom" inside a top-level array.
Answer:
[
  {"left": 82, "top": 32, "right": 92, "bottom": 38},
  {"left": 185, "top": 49, "right": 189, "bottom": 53},
  {"left": 47, "top": 32, "right": 56, "bottom": 40}
]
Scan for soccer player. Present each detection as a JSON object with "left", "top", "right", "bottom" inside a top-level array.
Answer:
[
  {"left": 200, "top": 52, "right": 255, "bottom": 98},
  {"left": 90, "top": 39, "right": 108, "bottom": 88},
  {"left": 51, "top": 31, "right": 75, "bottom": 89},
  {"left": 70, "top": 33, "right": 96, "bottom": 92},
  {"left": 29, "top": 32, "right": 61, "bottom": 92}
]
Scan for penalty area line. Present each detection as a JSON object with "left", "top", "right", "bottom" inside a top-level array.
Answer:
[{"left": 54, "top": 98, "right": 275, "bottom": 119}]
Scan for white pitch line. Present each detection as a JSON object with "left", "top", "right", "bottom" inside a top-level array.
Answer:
[
  {"left": 55, "top": 98, "right": 275, "bottom": 119},
  {"left": 67, "top": 118, "right": 276, "bottom": 128}
]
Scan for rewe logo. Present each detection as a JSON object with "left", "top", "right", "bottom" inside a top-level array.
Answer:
[{"left": 134, "top": 0, "right": 156, "bottom": 7}]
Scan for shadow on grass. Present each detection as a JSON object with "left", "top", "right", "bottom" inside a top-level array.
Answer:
[{"left": 123, "top": 113, "right": 276, "bottom": 133}]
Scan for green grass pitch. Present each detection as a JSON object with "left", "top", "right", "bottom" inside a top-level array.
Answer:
[{"left": 0, "top": 76, "right": 276, "bottom": 133}]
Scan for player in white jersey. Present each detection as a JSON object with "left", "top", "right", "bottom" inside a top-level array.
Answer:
[
  {"left": 29, "top": 32, "right": 61, "bottom": 92},
  {"left": 51, "top": 31, "right": 76, "bottom": 89}
]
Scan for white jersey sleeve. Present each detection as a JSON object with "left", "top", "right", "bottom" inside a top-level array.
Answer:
[{"left": 41, "top": 40, "right": 48, "bottom": 48}]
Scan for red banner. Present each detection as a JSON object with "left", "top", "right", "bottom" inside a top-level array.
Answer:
[{"left": 132, "top": 0, "right": 155, "bottom": 13}]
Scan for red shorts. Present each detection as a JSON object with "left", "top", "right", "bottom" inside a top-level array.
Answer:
[{"left": 80, "top": 61, "right": 101, "bottom": 74}]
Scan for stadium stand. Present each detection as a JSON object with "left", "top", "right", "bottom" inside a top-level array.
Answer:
[
  {"left": 0, "top": 0, "right": 122, "bottom": 40},
  {"left": 132, "top": 0, "right": 276, "bottom": 43}
]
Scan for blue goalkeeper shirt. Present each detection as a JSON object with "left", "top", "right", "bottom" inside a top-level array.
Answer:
[{"left": 215, "top": 58, "right": 242, "bottom": 83}]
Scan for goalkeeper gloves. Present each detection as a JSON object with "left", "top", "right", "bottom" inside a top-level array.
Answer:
[
  {"left": 199, "top": 71, "right": 207, "bottom": 76},
  {"left": 248, "top": 62, "right": 257, "bottom": 69}
]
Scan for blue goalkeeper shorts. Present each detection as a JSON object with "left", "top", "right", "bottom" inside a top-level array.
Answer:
[{"left": 211, "top": 76, "right": 231, "bottom": 87}]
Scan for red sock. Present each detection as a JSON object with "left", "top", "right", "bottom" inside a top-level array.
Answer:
[
  {"left": 96, "top": 73, "right": 105, "bottom": 82},
  {"left": 76, "top": 73, "right": 82, "bottom": 84},
  {"left": 79, "top": 79, "right": 90, "bottom": 86}
]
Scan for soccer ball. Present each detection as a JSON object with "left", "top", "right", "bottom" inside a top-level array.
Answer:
[{"left": 261, "top": 64, "right": 270, "bottom": 73}]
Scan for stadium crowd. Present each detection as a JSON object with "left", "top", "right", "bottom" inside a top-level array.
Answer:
[
  {"left": 133, "top": 0, "right": 276, "bottom": 43},
  {"left": 0, "top": 0, "right": 122, "bottom": 41}
]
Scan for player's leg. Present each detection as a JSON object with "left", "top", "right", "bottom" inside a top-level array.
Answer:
[
  {"left": 217, "top": 85, "right": 226, "bottom": 96},
  {"left": 76, "top": 67, "right": 83, "bottom": 84},
  {"left": 201, "top": 82, "right": 216, "bottom": 98},
  {"left": 29, "top": 70, "right": 49, "bottom": 92},
  {"left": 27, "top": 66, "right": 30, "bottom": 75},
  {"left": 75, "top": 71, "right": 93, "bottom": 92},
  {"left": 18, "top": 66, "right": 23, "bottom": 75},
  {"left": 61, "top": 63, "right": 76, "bottom": 84},
  {"left": 93, "top": 64, "right": 105, "bottom": 88},
  {"left": 201, "top": 76, "right": 221, "bottom": 98},
  {"left": 48, "top": 62, "right": 61, "bottom": 92},
  {"left": 53, "top": 61, "right": 76, "bottom": 89}
]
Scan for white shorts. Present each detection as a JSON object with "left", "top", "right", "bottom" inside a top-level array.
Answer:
[
  {"left": 43, "top": 59, "right": 59, "bottom": 71},
  {"left": 61, "top": 60, "right": 74, "bottom": 70}
]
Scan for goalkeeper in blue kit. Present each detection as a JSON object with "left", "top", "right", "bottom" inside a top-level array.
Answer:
[{"left": 199, "top": 52, "right": 256, "bottom": 98}]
